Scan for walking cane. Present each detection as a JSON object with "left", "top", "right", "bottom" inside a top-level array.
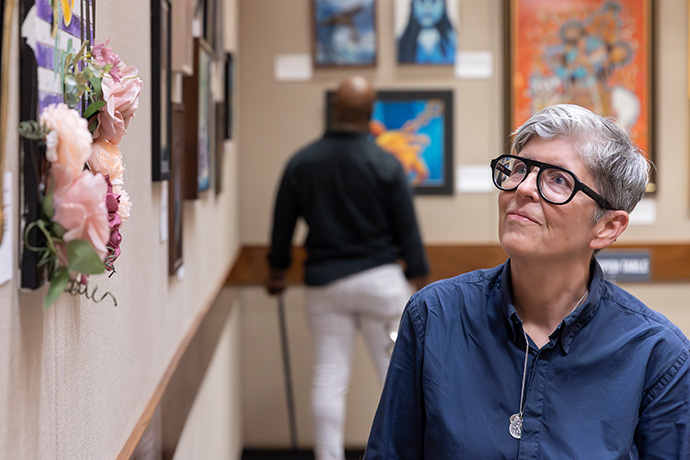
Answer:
[{"left": 277, "top": 294, "right": 299, "bottom": 455}]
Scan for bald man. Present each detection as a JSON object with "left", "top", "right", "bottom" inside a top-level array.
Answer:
[{"left": 266, "top": 76, "right": 429, "bottom": 460}]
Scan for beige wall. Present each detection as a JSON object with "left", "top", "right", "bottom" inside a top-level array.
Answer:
[
  {"left": 238, "top": 0, "right": 690, "bottom": 450},
  {"left": 0, "top": 0, "right": 242, "bottom": 458},
  {"left": 173, "top": 289, "right": 243, "bottom": 460}
]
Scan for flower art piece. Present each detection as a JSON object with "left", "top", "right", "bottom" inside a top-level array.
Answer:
[{"left": 18, "top": 30, "right": 142, "bottom": 308}]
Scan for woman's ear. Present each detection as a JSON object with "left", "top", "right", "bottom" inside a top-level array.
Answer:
[{"left": 590, "top": 210, "right": 629, "bottom": 251}]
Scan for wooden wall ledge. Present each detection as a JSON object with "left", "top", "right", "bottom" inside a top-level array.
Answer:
[{"left": 226, "top": 243, "right": 690, "bottom": 286}]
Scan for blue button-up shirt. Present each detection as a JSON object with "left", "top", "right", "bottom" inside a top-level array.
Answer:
[{"left": 365, "top": 261, "right": 690, "bottom": 459}]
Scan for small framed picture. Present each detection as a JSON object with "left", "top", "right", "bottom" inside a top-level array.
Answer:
[
  {"left": 151, "top": 0, "right": 172, "bottom": 181},
  {"left": 312, "top": 0, "right": 377, "bottom": 67},
  {"left": 169, "top": 103, "right": 184, "bottom": 275},
  {"left": 394, "top": 0, "right": 459, "bottom": 65},
  {"left": 224, "top": 52, "right": 233, "bottom": 139},
  {"left": 182, "top": 39, "right": 214, "bottom": 198},
  {"left": 326, "top": 90, "right": 454, "bottom": 195}
]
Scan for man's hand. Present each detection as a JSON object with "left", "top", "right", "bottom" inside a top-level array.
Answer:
[{"left": 265, "top": 267, "right": 287, "bottom": 296}]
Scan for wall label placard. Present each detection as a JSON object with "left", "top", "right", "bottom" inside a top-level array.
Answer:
[{"left": 596, "top": 251, "right": 651, "bottom": 282}]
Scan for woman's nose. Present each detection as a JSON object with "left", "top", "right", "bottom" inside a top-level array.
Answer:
[{"left": 515, "top": 169, "right": 540, "bottom": 200}]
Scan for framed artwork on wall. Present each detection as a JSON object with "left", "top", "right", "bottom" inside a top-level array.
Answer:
[
  {"left": 214, "top": 101, "right": 225, "bottom": 195},
  {"left": 312, "top": 0, "right": 377, "bottom": 67},
  {"left": 151, "top": 0, "right": 172, "bottom": 181},
  {"left": 0, "top": 0, "right": 7, "bottom": 246},
  {"left": 394, "top": 0, "right": 459, "bottom": 65},
  {"left": 326, "top": 90, "right": 454, "bottom": 195},
  {"left": 505, "top": 0, "right": 655, "bottom": 191},
  {"left": 224, "top": 52, "right": 233, "bottom": 139},
  {"left": 182, "top": 38, "right": 214, "bottom": 199},
  {"left": 169, "top": 102, "right": 184, "bottom": 275},
  {"left": 171, "top": 0, "right": 195, "bottom": 74},
  {"left": 19, "top": 0, "right": 96, "bottom": 288},
  {"left": 202, "top": 0, "right": 223, "bottom": 55}
]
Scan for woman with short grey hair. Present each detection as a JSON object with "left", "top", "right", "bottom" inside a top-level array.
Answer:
[{"left": 364, "top": 104, "right": 690, "bottom": 459}]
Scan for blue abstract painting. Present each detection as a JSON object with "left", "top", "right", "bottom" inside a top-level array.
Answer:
[{"left": 314, "top": 0, "right": 377, "bottom": 67}]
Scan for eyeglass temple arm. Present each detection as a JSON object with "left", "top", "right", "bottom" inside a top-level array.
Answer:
[{"left": 579, "top": 183, "right": 614, "bottom": 210}]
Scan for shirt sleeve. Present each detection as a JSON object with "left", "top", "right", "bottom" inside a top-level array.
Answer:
[
  {"left": 389, "top": 166, "right": 429, "bottom": 279},
  {"left": 364, "top": 300, "right": 426, "bottom": 459},
  {"left": 267, "top": 163, "right": 300, "bottom": 270},
  {"left": 635, "top": 347, "right": 690, "bottom": 459}
]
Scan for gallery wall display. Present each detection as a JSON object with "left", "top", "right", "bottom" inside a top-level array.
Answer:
[
  {"left": 151, "top": 0, "right": 172, "bottom": 181},
  {"left": 326, "top": 90, "right": 454, "bottom": 195},
  {"left": 312, "top": 0, "right": 377, "bottom": 67},
  {"left": 394, "top": 0, "right": 459, "bottom": 65},
  {"left": 182, "top": 38, "right": 215, "bottom": 199},
  {"left": 505, "top": 0, "right": 654, "bottom": 190}
]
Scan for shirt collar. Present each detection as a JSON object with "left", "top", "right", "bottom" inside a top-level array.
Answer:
[
  {"left": 499, "top": 259, "right": 604, "bottom": 353},
  {"left": 324, "top": 130, "right": 369, "bottom": 139}
]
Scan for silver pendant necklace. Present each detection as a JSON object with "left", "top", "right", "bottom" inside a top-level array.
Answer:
[
  {"left": 509, "top": 289, "right": 589, "bottom": 439},
  {"left": 509, "top": 330, "right": 529, "bottom": 439}
]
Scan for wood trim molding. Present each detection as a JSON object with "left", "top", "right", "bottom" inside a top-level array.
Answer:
[
  {"left": 226, "top": 243, "right": 690, "bottom": 286},
  {"left": 118, "top": 262, "right": 235, "bottom": 460}
]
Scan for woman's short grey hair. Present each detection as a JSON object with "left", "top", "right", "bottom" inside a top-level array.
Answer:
[{"left": 511, "top": 104, "right": 651, "bottom": 220}]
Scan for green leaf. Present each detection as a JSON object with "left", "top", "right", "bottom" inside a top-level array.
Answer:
[
  {"left": 52, "top": 222, "right": 65, "bottom": 238},
  {"left": 89, "top": 75, "right": 103, "bottom": 100},
  {"left": 83, "top": 101, "right": 106, "bottom": 119},
  {"left": 67, "top": 240, "right": 105, "bottom": 275},
  {"left": 41, "top": 193, "right": 54, "bottom": 219},
  {"left": 17, "top": 120, "right": 49, "bottom": 140},
  {"left": 44, "top": 268, "right": 69, "bottom": 309},
  {"left": 88, "top": 117, "right": 99, "bottom": 133}
]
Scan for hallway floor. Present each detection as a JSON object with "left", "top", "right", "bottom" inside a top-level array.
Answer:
[{"left": 241, "top": 449, "right": 365, "bottom": 460}]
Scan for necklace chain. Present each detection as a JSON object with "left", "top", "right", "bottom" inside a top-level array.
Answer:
[{"left": 509, "top": 289, "right": 589, "bottom": 439}]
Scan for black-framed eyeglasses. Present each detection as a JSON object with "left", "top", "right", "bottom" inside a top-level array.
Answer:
[{"left": 490, "top": 155, "right": 614, "bottom": 210}]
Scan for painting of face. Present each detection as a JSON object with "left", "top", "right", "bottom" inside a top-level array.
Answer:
[
  {"left": 395, "top": 0, "right": 458, "bottom": 65},
  {"left": 413, "top": 0, "right": 445, "bottom": 27}
]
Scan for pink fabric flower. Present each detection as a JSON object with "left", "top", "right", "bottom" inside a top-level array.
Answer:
[
  {"left": 52, "top": 171, "right": 110, "bottom": 262},
  {"left": 93, "top": 65, "right": 143, "bottom": 145},
  {"left": 104, "top": 175, "right": 122, "bottom": 270},
  {"left": 40, "top": 103, "right": 92, "bottom": 176},
  {"left": 91, "top": 39, "right": 123, "bottom": 83},
  {"left": 89, "top": 140, "right": 124, "bottom": 185},
  {"left": 112, "top": 185, "right": 131, "bottom": 224}
]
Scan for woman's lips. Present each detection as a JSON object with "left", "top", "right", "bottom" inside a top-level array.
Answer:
[{"left": 506, "top": 210, "right": 539, "bottom": 224}]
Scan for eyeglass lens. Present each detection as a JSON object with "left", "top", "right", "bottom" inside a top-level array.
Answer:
[{"left": 493, "top": 157, "right": 576, "bottom": 205}]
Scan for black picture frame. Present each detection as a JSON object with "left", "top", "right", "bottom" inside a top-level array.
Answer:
[
  {"left": 224, "top": 52, "right": 233, "bottom": 139},
  {"left": 1, "top": 0, "right": 5, "bottom": 58},
  {"left": 169, "top": 103, "right": 184, "bottom": 275},
  {"left": 214, "top": 101, "right": 225, "bottom": 195},
  {"left": 151, "top": 0, "right": 172, "bottom": 181},
  {"left": 326, "top": 89, "right": 454, "bottom": 195}
]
